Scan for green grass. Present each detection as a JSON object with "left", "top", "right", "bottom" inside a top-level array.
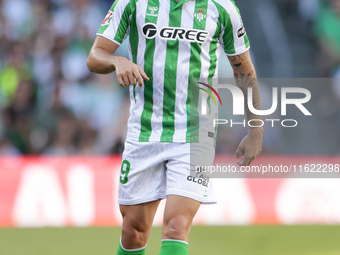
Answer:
[{"left": 0, "top": 226, "right": 340, "bottom": 255}]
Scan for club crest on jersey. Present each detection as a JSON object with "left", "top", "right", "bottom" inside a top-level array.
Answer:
[
  {"left": 194, "top": 9, "right": 207, "bottom": 22},
  {"left": 147, "top": 6, "right": 158, "bottom": 16},
  {"left": 101, "top": 11, "right": 113, "bottom": 26}
]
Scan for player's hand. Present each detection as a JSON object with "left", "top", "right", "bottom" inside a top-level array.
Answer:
[
  {"left": 235, "top": 127, "right": 263, "bottom": 166},
  {"left": 114, "top": 57, "right": 149, "bottom": 88}
]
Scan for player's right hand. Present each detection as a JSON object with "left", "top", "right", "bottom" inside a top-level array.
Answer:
[{"left": 114, "top": 57, "right": 149, "bottom": 88}]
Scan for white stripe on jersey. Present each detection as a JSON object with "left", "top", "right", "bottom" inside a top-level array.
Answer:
[
  {"left": 173, "top": 0, "right": 196, "bottom": 141},
  {"left": 148, "top": 0, "right": 171, "bottom": 141}
]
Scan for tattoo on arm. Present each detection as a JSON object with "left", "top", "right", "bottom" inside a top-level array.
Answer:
[
  {"left": 237, "top": 52, "right": 249, "bottom": 61},
  {"left": 234, "top": 70, "right": 256, "bottom": 90},
  {"left": 234, "top": 69, "right": 261, "bottom": 118},
  {"left": 229, "top": 56, "right": 237, "bottom": 63},
  {"left": 228, "top": 51, "right": 261, "bottom": 124},
  {"left": 229, "top": 52, "right": 249, "bottom": 67}
]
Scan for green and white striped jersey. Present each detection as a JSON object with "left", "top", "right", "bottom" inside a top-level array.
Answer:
[{"left": 97, "top": 0, "right": 250, "bottom": 143}]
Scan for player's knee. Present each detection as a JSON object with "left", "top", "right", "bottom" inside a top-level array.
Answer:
[
  {"left": 122, "top": 221, "right": 147, "bottom": 249},
  {"left": 163, "top": 215, "right": 190, "bottom": 241}
]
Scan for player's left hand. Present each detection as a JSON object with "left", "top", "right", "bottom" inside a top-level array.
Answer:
[{"left": 235, "top": 127, "right": 263, "bottom": 166}]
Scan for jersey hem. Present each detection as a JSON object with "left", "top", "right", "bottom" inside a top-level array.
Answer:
[
  {"left": 96, "top": 33, "right": 122, "bottom": 45},
  {"left": 225, "top": 45, "right": 250, "bottom": 56},
  {"left": 138, "top": 137, "right": 191, "bottom": 143},
  {"left": 129, "top": 135, "right": 214, "bottom": 144},
  {"left": 118, "top": 194, "right": 167, "bottom": 205}
]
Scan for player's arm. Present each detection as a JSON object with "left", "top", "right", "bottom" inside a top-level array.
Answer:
[
  {"left": 87, "top": 36, "right": 149, "bottom": 87},
  {"left": 228, "top": 50, "right": 263, "bottom": 166}
]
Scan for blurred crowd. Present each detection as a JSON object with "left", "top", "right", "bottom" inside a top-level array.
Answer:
[
  {"left": 0, "top": 0, "right": 340, "bottom": 155},
  {"left": 0, "top": 0, "right": 129, "bottom": 155}
]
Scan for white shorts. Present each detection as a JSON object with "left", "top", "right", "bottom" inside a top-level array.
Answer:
[{"left": 118, "top": 140, "right": 217, "bottom": 205}]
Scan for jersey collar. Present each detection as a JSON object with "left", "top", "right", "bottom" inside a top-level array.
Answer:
[{"left": 171, "top": 0, "right": 193, "bottom": 11}]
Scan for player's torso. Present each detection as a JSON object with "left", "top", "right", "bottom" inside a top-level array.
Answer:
[{"left": 127, "top": 0, "right": 224, "bottom": 143}]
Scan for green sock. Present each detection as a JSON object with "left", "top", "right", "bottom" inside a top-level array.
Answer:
[
  {"left": 116, "top": 240, "right": 146, "bottom": 255},
  {"left": 158, "top": 239, "right": 189, "bottom": 255}
]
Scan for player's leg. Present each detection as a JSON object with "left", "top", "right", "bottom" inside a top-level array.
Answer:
[
  {"left": 117, "top": 200, "right": 160, "bottom": 254},
  {"left": 158, "top": 195, "right": 200, "bottom": 255},
  {"left": 117, "top": 141, "right": 167, "bottom": 254},
  {"left": 157, "top": 142, "right": 217, "bottom": 255}
]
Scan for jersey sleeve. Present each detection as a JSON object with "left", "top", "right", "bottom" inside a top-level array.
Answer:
[
  {"left": 97, "top": 0, "right": 132, "bottom": 45},
  {"left": 218, "top": 0, "right": 250, "bottom": 56}
]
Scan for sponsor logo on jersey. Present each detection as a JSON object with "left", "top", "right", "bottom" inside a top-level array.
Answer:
[
  {"left": 237, "top": 26, "right": 246, "bottom": 38},
  {"left": 194, "top": 8, "right": 207, "bottom": 22},
  {"left": 142, "top": 23, "right": 209, "bottom": 43},
  {"left": 147, "top": 6, "right": 158, "bottom": 16},
  {"left": 143, "top": 23, "right": 158, "bottom": 38},
  {"left": 101, "top": 11, "right": 113, "bottom": 26}
]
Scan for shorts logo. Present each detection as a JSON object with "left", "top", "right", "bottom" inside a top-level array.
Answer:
[
  {"left": 187, "top": 175, "right": 209, "bottom": 187},
  {"left": 187, "top": 169, "right": 210, "bottom": 187},
  {"left": 101, "top": 11, "right": 113, "bottom": 26},
  {"left": 237, "top": 26, "right": 246, "bottom": 38},
  {"left": 142, "top": 23, "right": 209, "bottom": 43},
  {"left": 147, "top": 6, "right": 158, "bottom": 16},
  {"left": 203, "top": 189, "right": 208, "bottom": 197},
  {"left": 194, "top": 9, "right": 207, "bottom": 22}
]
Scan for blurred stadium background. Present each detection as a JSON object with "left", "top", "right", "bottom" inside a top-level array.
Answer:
[{"left": 1, "top": 0, "right": 340, "bottom": 254}]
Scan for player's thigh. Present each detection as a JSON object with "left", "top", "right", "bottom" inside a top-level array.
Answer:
[
  {"left": 119, "top": 140, "right": 167, "bottom": 205},
  {"left": 120, "top": 199, "right": 161, "bottom": 248},
  {"left": 166, "top": 142, "right": 217, "bottom": 204},
  {"left": 162, "top": 195, "right": 201, "bottom": 241},
  {"left": 120, "top": 199, "right": 161, "bottom": 227}
]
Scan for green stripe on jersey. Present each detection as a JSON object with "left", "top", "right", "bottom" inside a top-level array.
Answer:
[
  {"left": 218, "top": 3, "right": 235, "bottom": 55},
  {"left": 208, "top": 1, "right": 223, "bottom": 77},
  {"left": 114, "top": 4, "right": 131, "bottom": 43},
  {"left": 139, "top": 0, "right": 160, "bottom": 142},
  {"left": 208, "top": 20, "right": 221, "bottom": 77},
  {"left": 160, "top": 0, "right": 183, "bottom": 142},
  {"left": 129, "top": 0, "right": 138, "bottom": 102},
  {"left": 186, "top": 0, "right": 209, "bottom": 143}
]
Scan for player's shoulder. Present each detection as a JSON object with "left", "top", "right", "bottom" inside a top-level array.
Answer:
[
  {"left": 111, "top": 0, "right": 133, "bottom": 8},
  {"left": 210, "top": 0, "right": 239, "bottom": 14},
  {"left": 111, "top": 0, "right": 139, "bottom": 13}
]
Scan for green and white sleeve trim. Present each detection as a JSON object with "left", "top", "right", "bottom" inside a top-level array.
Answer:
[{"left": 96, "top": 0, "right": 131, "bottom": 44}]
